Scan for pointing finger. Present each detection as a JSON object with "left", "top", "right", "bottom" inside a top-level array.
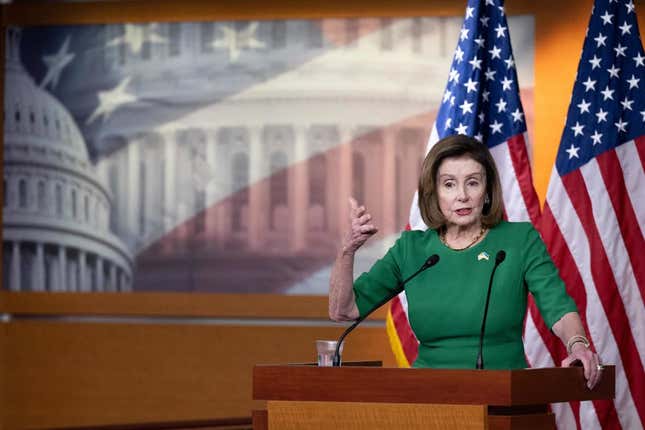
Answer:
[
  {"left": 359, "top": 224, "right": 378, "bottom": 234},
  {"left": 349, "top": 197, "right": 358, "bottom": 211},
  {"left": 356, "top": 214, "right": 372, "bottom": 224}
]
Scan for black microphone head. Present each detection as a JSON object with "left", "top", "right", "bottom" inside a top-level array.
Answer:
[
  {"left": 425, "top": 254, "right": 440, "bottom": 267},
  {"left": 495, "top": 250, "right": 506, "bottom": 263}
]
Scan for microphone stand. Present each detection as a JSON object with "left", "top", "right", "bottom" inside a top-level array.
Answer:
[
  {"left": 332, "top": 255, "right": 440, "bottom": 367},
  {"left": 475, "top": 250, "right": 506, "bottom": 370}
]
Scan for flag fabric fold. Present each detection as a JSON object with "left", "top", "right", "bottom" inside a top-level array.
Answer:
[{"left": 539, "top": 0, "right": 644, "bottom": 428}]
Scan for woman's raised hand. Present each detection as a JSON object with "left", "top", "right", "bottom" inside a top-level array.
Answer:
[{"left": 342, "top": 197, "right": 378, "bottom": 254}]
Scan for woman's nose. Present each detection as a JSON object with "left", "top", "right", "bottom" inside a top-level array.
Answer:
[{"left": 457, "top": 185, "right": 469, "bottom": 201}]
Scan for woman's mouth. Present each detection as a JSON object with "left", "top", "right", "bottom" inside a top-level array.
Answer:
[{"left": 455, "top": 208, "right": 472, "bottom": 216}]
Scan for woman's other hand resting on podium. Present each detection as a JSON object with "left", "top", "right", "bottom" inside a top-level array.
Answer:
[{"left": 554, "top": 312, "right": 603, "bottom": 389}]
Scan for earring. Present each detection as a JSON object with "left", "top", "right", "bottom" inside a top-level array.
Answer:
[{"left": 484, "top": 195, "right": 490, "bottom": 204}]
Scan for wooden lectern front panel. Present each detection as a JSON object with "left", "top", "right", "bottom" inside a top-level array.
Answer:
[
  {"left": 488, "top": 413, "right": 557, "bottom": 430},
  {"left": 252, "top": 410, "right": 268, "bottom": 430},
  {"left": 266, "top": 401, "right": 487, "bottom": 430}
]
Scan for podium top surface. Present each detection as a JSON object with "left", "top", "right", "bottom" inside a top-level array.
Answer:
[{"left": 253, "top": 364, "right": 615, "bottom": 406}]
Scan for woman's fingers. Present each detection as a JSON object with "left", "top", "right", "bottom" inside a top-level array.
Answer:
[
  {"left": 354, "top": 213, "right": 372, "bottom": 225},
  {"left": 583, "top": 357, "right": 592, "bottom": 382},
  {"left": 589, "top": 356, "right": 603, "bottom": 389},
  {"left": 349, "top": 198, "right": 366, "bottom": 219},
  {"left": 348, "top": 197, "right": 358, "bottom": 213},
  {"left": 350, "top": 224, "right": 377, "bottom": 239},
  {"left": 586, "top": 352, "right": 602, "bottom": 389},
  {"left": 349, "top": 198, "right": 372, "bottom": 230},
  {"left": 561, "top": 349, "right": 602, "bottom": 389},
  {"left": 589, "top": 368, "right": 602, "bottom": 388},
  {"left": 359, "top": 224, "right": 378, "bottom": 234},
  {"left": 344, "top": 197, "right": 377, "bottom": 252},
  {"left": 560, "top": 355, "right": 575, "bottom": 368},
  {"left": 586, "top": 360, "right": 600, "bottom": 389}
]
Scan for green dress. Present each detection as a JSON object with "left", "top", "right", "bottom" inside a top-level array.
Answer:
[{"left": 353, "top": 221, "right": 578, "bottom": 369}]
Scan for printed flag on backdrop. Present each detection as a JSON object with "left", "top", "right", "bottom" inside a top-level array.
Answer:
[
  {"left": 6, "top": 17, "right": 535, "bottom": 293},
  {"left": 5, "top": 20, "right": 441, "bottom": 292},
  {"left": 539, "top": 0, "right": 644, "bottom": 428}
]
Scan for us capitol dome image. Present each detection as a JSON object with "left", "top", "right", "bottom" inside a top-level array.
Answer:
[{"left": 3, "top": 27, "right": 133, "bottom": 292}]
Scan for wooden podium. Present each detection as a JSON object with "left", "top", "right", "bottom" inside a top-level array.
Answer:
[{"left": 252, "top": 364, "right": 614, "bottom": 430}]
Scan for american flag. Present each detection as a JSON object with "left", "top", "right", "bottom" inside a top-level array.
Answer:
[
  {"left": 539, "top": 0, "right": 645, "bottom": 428},
  {"left": 388, "top": 0, "right": 543, "bottom": 366}
]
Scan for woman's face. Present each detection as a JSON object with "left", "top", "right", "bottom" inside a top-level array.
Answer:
[{"left": 436, "top": 155, "right": 487, "bottom": 230}]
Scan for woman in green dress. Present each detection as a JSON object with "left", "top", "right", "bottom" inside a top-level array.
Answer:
[{"left": 328, "top": 134, "right": 602, "bottom": 389}]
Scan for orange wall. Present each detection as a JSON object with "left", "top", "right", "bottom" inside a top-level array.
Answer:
[
  {"left": 4, "top": 318, "right": 395, "bottom": 429},
  {"left": 534, "top": 1, "right": 645, "bottom": 202},
  {"left": 1, "top": 293, "right": 396, "bottom": 429},
  {"left": 534, "top": 3, "right": 589, "bottom": 202}
]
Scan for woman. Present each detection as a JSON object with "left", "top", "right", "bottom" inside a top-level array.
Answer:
[{"left": 329, "top": 134, "right": 602, "bottom": 389}]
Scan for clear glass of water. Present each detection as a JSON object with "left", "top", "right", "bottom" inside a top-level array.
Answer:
[{"left": 316, "top": 340, "right": 343, "bottom": 366}]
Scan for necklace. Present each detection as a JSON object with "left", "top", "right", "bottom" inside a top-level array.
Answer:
[{"left": 440, "top": 226, "right": 486, "bottom": 251}]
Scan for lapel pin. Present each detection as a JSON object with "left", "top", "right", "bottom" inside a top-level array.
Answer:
[{"left": 478, "top": 252, "right": 490, "bottom": 261}]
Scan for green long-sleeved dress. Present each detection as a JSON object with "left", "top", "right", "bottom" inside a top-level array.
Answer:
[{"left": 353, "top": 221, "right": 578, "bottom": 369}]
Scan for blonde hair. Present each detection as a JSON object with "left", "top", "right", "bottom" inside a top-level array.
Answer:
[{"left": 418, "top": 135, "right": 504, "bottom": 229}]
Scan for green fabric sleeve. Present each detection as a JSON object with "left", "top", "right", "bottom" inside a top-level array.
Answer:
[
  {"left": 352, "top": 235, "right": 406, "bottom": 318},
  {"left": 522, "top": 224, "right": 579, "bottom": 328}
]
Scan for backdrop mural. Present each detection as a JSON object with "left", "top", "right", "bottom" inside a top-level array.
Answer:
[{"left": 2, "top": 15, "right": 534, "bottom": 294}]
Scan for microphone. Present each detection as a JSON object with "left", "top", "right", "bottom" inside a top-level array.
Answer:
[
  {"left": 475, "top": 250, "right": 506, "bottom": 370},
  {"left": 332, "top": 254, "right": 440, "bottom": 366}
]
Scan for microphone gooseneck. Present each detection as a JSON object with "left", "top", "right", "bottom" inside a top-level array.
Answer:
[
  {"left": 332, "top": 254, "right": 440, "bottom": 366},
  {"left": 475, "top": 250, "right": 506, "bottom": 370}
]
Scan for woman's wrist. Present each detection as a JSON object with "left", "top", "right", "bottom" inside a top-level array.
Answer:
[
  {"left": 566, "top": 334, "right": 590, "bottom": 354},
  {"left": 340, "top": 245, "right": 356, "bottom": 256}
]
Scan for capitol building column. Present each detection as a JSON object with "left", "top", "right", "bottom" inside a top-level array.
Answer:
[
  {"left": 212, "top": 129, "right": 231, "bottom": 247},
  {"left": 95, "top": 256, "right": 104, "bottom": 292},
  {"left": 290, "top": 125, "right": 308, "bottom": 252},
  {"left": 163, "top": 132, "right": 178, "bottom": 252},
  {"left": 79, "top": 250, "right": 88, "bottom": 292},
  {"left": 58, "top": 246, "right": 67, "bottom": 292},
  {"left": 109, "top": 263, "right": 117, "bottom": 292},
  {"left": 120, "top": 270, "right": 131, "bottom": 292},
  {"left": 33, "top": 242, "right": 46, "bottom": 292},
  {"left": 127, "top": 137, "right": 141, "bottom": 238},
  {"left": 10, "top": 241, "right": 21, "bottom": 291},
  {"left": 67, "top": 258, "right": 77, "bottom": 292},
  {"left": 248, "top": 126, "right": 264, "bottom": 251},
  {"left": 382, "top": 128, "right": 397, "bottom": 235},
  {"left": 337, "top": 127, "right": 354, "bottom": 240},
  {"left": 205, "top": 129, "right": 218, "bottom": 244}
]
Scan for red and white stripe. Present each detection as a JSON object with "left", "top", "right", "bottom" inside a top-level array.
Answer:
[{"left": 541, "top": 136, "right": 645, "bottom": 429}]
